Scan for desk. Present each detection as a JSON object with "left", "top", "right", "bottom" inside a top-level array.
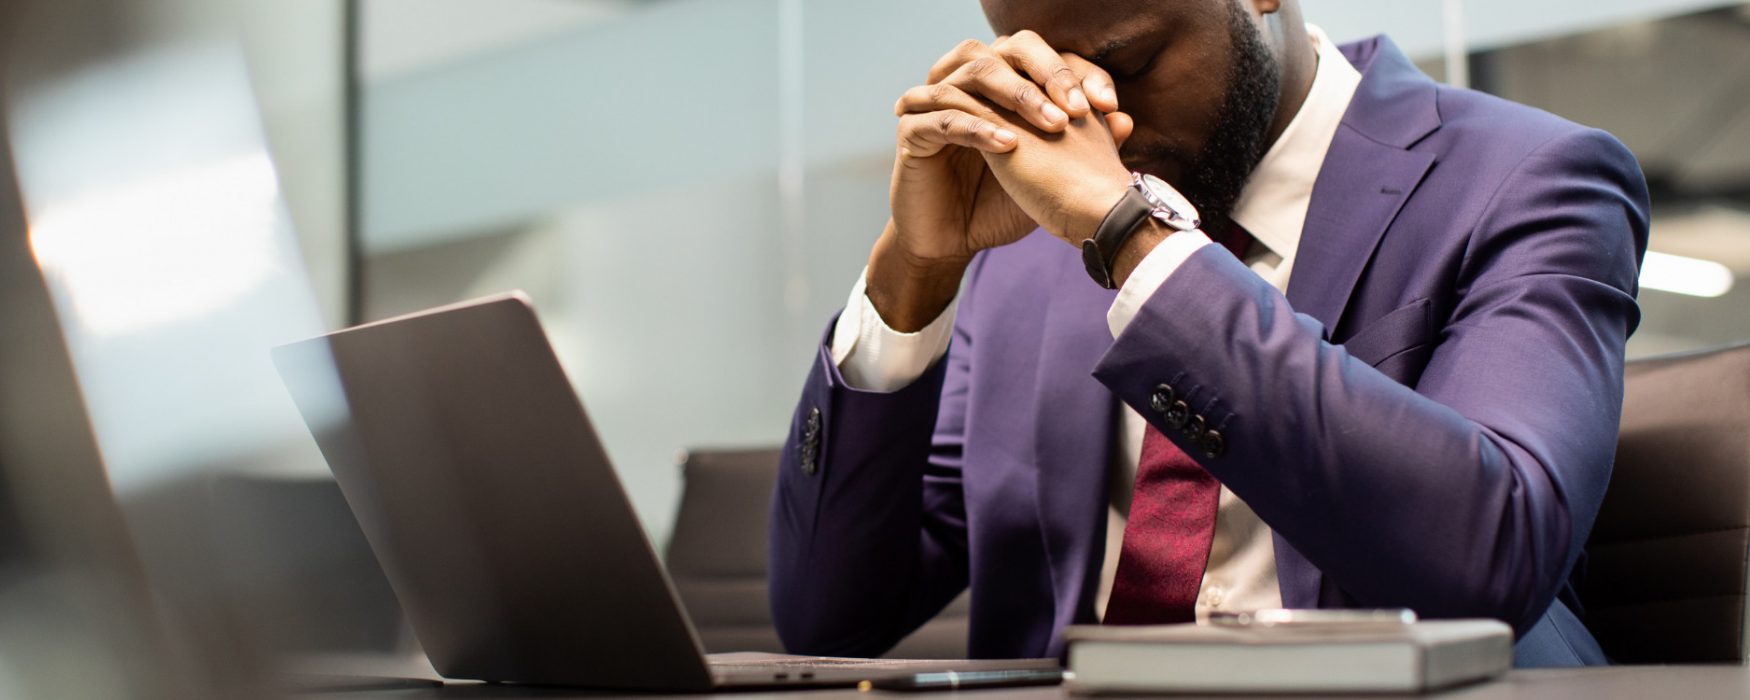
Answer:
[{"left": 295, "top": 655, "right": 1750, "bottom": 700}]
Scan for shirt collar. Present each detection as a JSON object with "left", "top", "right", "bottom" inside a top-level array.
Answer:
[{"left": 1228, "top": 24, "right": 1363, "bottom": 260}]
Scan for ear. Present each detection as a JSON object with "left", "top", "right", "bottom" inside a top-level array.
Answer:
[{"left": 1252, "top": 0, "right": 1284, "bottom": 14}]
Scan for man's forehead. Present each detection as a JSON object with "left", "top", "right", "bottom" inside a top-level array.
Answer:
[{"left": 981, "top": 0, "right": 1180, "bottom": 59}]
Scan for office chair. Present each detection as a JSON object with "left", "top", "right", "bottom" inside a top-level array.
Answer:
[
  {"left": 208, "top": 474, "right": 407, "bottom": 653},
  {"left": 665, "top": 447, "right": 971, "bottom": 658},
  {"left": 1578, "top": 341, "right": 1750, "bottom": 663},
  {"left": 664, "top": 447, "right": 786, "bottom": 654}
]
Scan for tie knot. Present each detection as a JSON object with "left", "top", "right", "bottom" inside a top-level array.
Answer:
[{"left": 1217, "top": 219, "right": 1254, "bottom": 259}]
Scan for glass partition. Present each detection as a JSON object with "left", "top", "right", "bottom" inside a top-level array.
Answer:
[{"left": 355, "top": 0, "right": 1750, "bottom": 546}]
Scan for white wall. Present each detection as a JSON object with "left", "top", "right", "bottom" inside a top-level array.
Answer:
[
  {"left": 360, "top": 0, "right": 631, "bottom": 82},
  {"left": 1314, "top": 0, "right": 1740, "bottom": 55}
]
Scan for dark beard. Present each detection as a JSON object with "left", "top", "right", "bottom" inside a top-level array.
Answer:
[{"left": 1137, "top": 3, "right": 1281, "bottom": 222}]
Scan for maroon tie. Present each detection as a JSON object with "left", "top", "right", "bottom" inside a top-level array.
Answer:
[
  {"left": 1103, "top": 221, "right": 1253, "bottom": 625},
  {"left": 1213, "top": 219, "right": 1254, "bottom": 259}
]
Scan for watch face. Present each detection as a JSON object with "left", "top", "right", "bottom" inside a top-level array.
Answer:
[{"left": 1137, "top": 173, "right": 1201, "bottom": 231}]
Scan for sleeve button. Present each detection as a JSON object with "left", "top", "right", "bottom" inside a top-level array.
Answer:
[
  {"left": 1199, "top": 430, "right": 1226, "bottom": 459},
  {"left": 802, "top": 407, "right": 822, "bottom": 441},
  {"left": 1149, "top": 384, "right": 1176, "bottom": 414},
  {"left": 1165, "top": 400, "right": 1191, "bottom": 429},
  {"left": 1183, "top": 414, "right": 1206, "bottom": 440}
]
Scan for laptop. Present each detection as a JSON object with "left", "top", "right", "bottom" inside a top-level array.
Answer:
[{"left": 271, "top": 293, "right": 1058, "bottom": 690}]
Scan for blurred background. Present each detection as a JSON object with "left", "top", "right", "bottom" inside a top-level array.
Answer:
[
  {"left": 1, "top": 0, "right": 1747, "bottom": 695},
  {"left": 350, "top": 0, "right": 1750, "bottom": 544}
]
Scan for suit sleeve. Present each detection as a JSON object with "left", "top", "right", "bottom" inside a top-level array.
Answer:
[
  {"left": 1092, "top": 128, "right": 1650, "bottom": 634},
  {"left": 767, "top": 257, "right": 989, "bottom": 656}
]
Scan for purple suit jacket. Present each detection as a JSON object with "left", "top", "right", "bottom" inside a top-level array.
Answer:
[{"left": 769, "top": 36, "right": 1649, "bottom": 667}]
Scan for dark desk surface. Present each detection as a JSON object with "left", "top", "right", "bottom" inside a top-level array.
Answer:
[{"left": 292, "top": 654, "right": 1750, "bottom": 700}]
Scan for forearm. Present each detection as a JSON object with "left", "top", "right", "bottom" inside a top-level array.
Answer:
[
  {"left": 769, "top": 329, "right": 968, "bottom": 655},
  {"left": 1095, "top": 248, "right": 1630, "bottom": 633},
  {"left": 866, "top": 222, "right": 970, "bottom": 334}
]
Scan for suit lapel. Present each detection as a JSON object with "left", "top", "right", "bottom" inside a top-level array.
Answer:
[
  {"left": 1286, "top": 132, "right": 1435, "bottom": 334},
  {"left": 1032, "top": 259, "right": 1117, "bottom": 626}
]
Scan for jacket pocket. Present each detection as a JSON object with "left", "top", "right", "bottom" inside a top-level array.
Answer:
[{"left": 1340, "top": 298, "right": 1434, "bottom": 371}]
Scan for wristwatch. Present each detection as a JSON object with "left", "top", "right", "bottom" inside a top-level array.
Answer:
[{"left": 1081, "top": 172, "right": 1201, "bottom": 289}]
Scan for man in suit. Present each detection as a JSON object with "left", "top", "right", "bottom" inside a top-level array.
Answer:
[{"left": 769, "top": 0, "right": 1648, "bottom": 667}]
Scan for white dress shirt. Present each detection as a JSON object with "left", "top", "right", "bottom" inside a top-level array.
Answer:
[{"left": 830, "top": 25, "right": 1362, "bottom": 622}]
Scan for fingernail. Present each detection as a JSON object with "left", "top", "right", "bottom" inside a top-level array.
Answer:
[
  {"left": 994, "top": 129, "right": 1017, "bottom": 145},
  {"left": 1043, "top": 103, "right": 1067, "bottom": 124},
  {"left": 1101, "top": 86, "right": 1118, "bottom": 105},
  {"left": 1068, "top": 87, "right": 1090, "bottom": 113}
]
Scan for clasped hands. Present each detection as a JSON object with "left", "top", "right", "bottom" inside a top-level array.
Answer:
[
  {"left": 869, "top": 31, "right": 1141, "bottom": 331},
  {"left": 893, "top": 31, "right": 1136, "bottom": 255}
]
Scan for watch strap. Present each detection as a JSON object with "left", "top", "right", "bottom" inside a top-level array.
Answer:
[{"left": 1081, "top": 188, "right": 1155, "bottom": 289}]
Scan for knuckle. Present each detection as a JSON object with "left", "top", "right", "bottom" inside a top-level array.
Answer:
[
  {"left": 928, "top": 82, "right": 955, "bottom": 103},
  {"left": 1012, "top": 29, "right": 1040, "bottom": 43},
  {"left": 1051, "top": 63, "right": 1077, "bottom": 84},
  {"left": 954, "top": 38, "right": 985, "bottom": 58},
  {"left": 897, "top": 127, "right": 919, "bottom": 149},
  {"left": 936, "top": 112, "right": 959, "bottom": 135},
  {"left": 964, "top": 56, "right": 996, "bottom": 77},
  {"left": 1013, "top": 83, "right": 1041, "bottom": 108},
  {"left": 898, "top": 119, "right": 931, "bottom": 150}
]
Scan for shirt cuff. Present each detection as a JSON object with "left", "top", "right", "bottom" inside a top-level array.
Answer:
[
  {"left": 830, "top": 267, "right": 958, "bottom": 393},
  {"left": 1106, "top": 230, "right": 1214, "bottom": 338}
]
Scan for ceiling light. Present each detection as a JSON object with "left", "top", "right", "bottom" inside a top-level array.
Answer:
[{"left": 1639, "top": 250, "right": 1735, "bottom": 298}]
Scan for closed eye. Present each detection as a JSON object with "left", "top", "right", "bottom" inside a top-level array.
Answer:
[
  {"left": 1089, "top": 35, "right": 1163, "bottom": 83},
  {"left": 1112, "top": 52, "right": 1160, "bottom": 81}
]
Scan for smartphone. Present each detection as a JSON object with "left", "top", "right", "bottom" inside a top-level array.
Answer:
[{"left": 1208, "top": 608, "right": 1418, "bottom": 630}]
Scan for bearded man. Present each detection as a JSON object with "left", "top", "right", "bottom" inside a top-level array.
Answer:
[{"left": 769, "top": 0, "right": 1648, "bottom": 667}]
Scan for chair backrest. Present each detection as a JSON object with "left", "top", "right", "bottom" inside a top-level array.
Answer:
[
  {"left": 665, "top": 447, "right": 787, "bottom": 654},
  {"left": 664, "top": 447, "right": 971, "bottom": 658},
  {"left": 1580, "top": 342, "right": 1750, "bottom": 663},
  {"left": 208, "top": 474, "right": 406, "bottom": 653}
]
